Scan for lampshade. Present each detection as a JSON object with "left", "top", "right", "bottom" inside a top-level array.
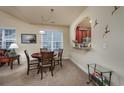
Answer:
[
  {"left": 9, "top": 43, "right": 19, "bottom": 49},
  {"left": 89, "top": 20, "right": 92, "bottom": 24},
  {"left": 39, "top": 30, "right": 46, "bottom": 34}
]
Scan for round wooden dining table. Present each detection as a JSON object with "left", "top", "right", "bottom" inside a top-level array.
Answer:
[
  {"left": 31, "top": 53, "right": 42, "bottom": 59},
  {"left": 31, "top": 52, "right": 57, "bottom": 59}
]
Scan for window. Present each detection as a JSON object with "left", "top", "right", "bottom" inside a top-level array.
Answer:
[
  {"left": 0, "top": 28, "right": 16, "bottom": 49},
  {"left": 41, "top": 31, "right": 63, "bottom": 51}
]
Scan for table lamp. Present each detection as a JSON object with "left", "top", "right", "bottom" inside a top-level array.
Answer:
[{"left": 9, "top": 43, "right": 19, "bottom": 57}]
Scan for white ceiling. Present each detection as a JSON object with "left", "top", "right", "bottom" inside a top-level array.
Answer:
[
  {"left": 0, "top": 6, "right": 86, "bottom": 26},
  {"left": 78, "top": 17, "right": 91, "bottom": 28}
]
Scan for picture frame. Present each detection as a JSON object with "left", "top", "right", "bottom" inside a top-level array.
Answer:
[{"left": 21, "top": 34, "right": 36, "bottom": 44}]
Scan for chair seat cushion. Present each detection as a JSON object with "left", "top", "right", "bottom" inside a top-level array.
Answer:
[
  {"left": 30, "top": 60, "right": 39, "bottom": 64},
  {"left": 41, "top": 64, "right": 51, "bottom": 67}
]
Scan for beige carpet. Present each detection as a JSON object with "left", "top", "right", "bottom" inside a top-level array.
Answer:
[{"left": 0, "top": 59, "right": 90, "bottom": 86}]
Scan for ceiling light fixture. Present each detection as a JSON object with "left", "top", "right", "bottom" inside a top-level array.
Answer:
[
  {"left": 39, "top": 30, "right": 46, "bottom": 34},
  {"left": 41, "top": 8, "right": 55, "bottom": 24},
  {"left": 89, "top": 20, "right": 92, "bottom": 24}
]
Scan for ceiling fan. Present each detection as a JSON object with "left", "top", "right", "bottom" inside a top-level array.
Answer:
[{"left": 41, "top": 8, "right": 55, "bottom": 24}]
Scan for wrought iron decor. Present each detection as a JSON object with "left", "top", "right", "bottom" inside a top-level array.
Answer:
[
  {"left": 112, "top": 6, "right": 120, "bottom": 15},
  {"left": 94, "top": 19, "right": 98, "bottom": 28},
  {"left": 103, "top": 24, "right": 110, "bottom": 38}
]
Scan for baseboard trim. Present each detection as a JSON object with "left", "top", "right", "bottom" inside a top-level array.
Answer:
[
  {"left": 70, "top": 57, "right": 88, "bottom": 74},
  {"left": 63, "top": 57, "right": 69, "bottom": 59}
]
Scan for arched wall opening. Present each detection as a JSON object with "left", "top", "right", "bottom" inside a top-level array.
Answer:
[{"left": 73, "top": 17, "right": 92, "bottom": 48}]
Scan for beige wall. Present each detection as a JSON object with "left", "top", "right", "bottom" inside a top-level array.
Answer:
[
  {"left": 0, "top": 11, "right": 70, "bottom": 61},
  {"left": 69, "top": 6, "right": 124, "bottom": 85}
]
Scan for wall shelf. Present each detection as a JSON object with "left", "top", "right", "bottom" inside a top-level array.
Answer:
[
  {"left": 73, "top": 46, "right": 91, "bottom": 50},
  {"left": 72, "top": 41, "right": 91, "bottom": 50}
]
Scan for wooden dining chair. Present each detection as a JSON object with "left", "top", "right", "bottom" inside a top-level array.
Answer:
[
  {"left": 24, "top": 50, "right": 39, "bottom": 75},
  {"left": 39, "top": 51, "right": 54, "bottom": 80},
  {"left": 53, "top": 49, "right": 63, "bottom": 67}
]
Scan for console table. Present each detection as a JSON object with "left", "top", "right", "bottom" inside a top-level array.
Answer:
[{"left": 87, "top": 64, "right": 112, "bottom": 86}]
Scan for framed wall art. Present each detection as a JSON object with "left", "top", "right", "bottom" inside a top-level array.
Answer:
[{"left": 21, "top": 34, "right": 36, "bottom": 44}]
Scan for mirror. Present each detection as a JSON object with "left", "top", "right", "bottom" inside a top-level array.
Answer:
[{"left": 73, "top": 17, "right": 91, "bottom": 49}]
